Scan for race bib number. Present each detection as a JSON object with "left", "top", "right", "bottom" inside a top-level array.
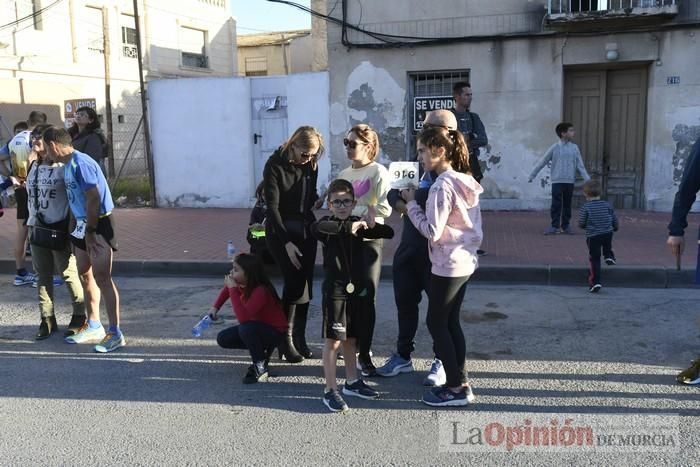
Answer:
[
  {"left": 388, "top": 162, "right": 419, "bottom": 189},
  {"left": 71, "top": 219, "right": 87, "bottom": 240}
]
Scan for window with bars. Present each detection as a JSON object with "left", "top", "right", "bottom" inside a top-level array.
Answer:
[
  {"left": 406, "top": 70, "right": 470, "bottom": 158},
  {"left": 180, "top": 26, "right": 208, "bottom": 69},
  {"left": 121, "top": 14, "right": 137, "bottom": 59}
]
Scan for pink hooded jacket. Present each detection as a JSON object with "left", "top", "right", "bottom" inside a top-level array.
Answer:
[{"left": 407, "top": 169, "right": 483, "bottom": 277}]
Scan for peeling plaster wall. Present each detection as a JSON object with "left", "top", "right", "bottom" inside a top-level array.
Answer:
[
  {"left": 326, "top": 24, "right": 700, "bottom": 211},
  {"left": 327, "top": 38, "right": 563, "bottom": 210},
  {"left": 644, "top": 29, "right": 700, "bottom": 211}
]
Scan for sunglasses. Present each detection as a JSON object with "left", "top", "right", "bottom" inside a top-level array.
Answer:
[
  {"left": 343, "top": 138, "right": 367, "bottom": 149},
  {"left": 329, "top": 198, "right": 354, "bottom": 208}
]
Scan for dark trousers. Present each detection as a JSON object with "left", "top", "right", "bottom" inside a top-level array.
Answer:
[
  {"left": 551, "top": 183, "right": 574, "bottom": 229},
  {"left": 426, "top": 274, "right": 470, "bottom": 388},
  {"left": 217, "top": 322, "right": 284, "bottom": 363},
  {"left": 357, "top": 239, "right": 383, "bottom": 359},
  {"left": 265, "top": 230, "right": 316, "bottom": 304},
  {"left": 586, "top": 232, "right": 614, "bottom": 286},
  {"left": 392, "top": 243, "right": 431, "bottom": 358}
]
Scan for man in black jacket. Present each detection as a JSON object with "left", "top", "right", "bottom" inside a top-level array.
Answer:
[
  {"left": 667, "top": 137, "right": 700, "bottom": 386},
  {"left": 452, "top": 82, "right": 488, "bottom": 256}
]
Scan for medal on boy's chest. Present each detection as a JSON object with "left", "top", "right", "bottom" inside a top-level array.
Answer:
[{"left": 345, "top": 282, "right": 355, "bottom": 294}]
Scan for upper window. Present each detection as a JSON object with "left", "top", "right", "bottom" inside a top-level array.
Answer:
[
  {"left": 245, "top": 57, "right": 268, "bottom": 77},
  {"left": 121, "top": 14, "right": 137, "bottom": 59},
  {"left": 180, "top": 26, "right": 208, "bottom": 69},
  {"left": 84, "top": 6, "right": 104, "bottom": 54},
  {"left": 16, "top": 0, "right": 42, "bottom": 30}
]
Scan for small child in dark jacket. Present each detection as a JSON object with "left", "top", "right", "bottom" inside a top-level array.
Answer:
[
  {"left": 578, "top": 180, "right": 618, "bottom": 293},
  {"left": 311, "top": 179, "right": 394, "bottom": 413}
]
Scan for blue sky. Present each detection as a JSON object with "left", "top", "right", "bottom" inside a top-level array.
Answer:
[{"left": 231, "top": 0, "right": 312, "bottom": 34}]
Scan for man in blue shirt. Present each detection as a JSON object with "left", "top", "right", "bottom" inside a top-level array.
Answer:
[{"left": 43, "top": 126, "right": 125, "bottom": 353}]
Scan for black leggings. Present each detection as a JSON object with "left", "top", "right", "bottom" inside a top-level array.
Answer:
[
  {"left": 426, "top": 274, "right": 470, "bottom": 388},
  {"left": 217, "top": 322, "right": 283, "bottom": 363},
  {"left": 357, "top": 238, "right": 383, "bottom": 359}
]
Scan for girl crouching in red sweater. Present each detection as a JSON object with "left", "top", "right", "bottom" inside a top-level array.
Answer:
[{"left": 210, "top": 253, "right": 287, "bottom": 384}]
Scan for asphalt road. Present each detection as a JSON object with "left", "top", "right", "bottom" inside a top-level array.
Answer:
[{"left": 1, "top": 276, "right": 698, "bottom": 466}]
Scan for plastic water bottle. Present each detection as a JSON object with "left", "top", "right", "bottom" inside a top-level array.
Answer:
[
  {"left": 226, "top": 241, "right": 236, "bottom": 260},
  {"left": 191, "top": 314, "right": 212, "bottom": 338}
]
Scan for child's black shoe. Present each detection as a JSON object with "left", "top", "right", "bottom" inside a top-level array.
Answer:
[{"left": 243, "top": 362, "right": 269, "bottom": 384}]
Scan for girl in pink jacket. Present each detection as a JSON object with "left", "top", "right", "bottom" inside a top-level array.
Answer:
[{"left": 401, "top": 126, "right": 483, "bottom": 407}]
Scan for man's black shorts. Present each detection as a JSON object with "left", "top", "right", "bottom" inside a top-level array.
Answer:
[
  {"left": 70, "top": 215, "right": 118, "bottom": 252},
  {"left": 15, "top": 186, "right": 28, "bottom": 220},
  {"left": 322, "top": 294, "right": 366, "bottom": 341}
]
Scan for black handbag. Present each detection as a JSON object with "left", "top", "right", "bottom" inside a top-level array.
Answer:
[{"left": 29, "top": 162, "right": 69, "bottom": 250}]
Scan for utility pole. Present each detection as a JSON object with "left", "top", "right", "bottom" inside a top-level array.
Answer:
[
  {"left": 132, "top": 0, "right": 157, "bottom": 207},
  {"left": 102, "top": 7, "right": 115, "bottom": 178}
]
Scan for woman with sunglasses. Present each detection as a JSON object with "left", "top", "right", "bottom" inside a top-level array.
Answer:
[
  {"left": 337, "top": 124, "right": 392, "bottom": 376},
  {"left": 25, "top": 125, "right": 86, "bottom": 339},
  {"left": 69, "top": 106, "right": 108, "bottom": 176},
  {"left": 262, "top": 126, "right": 324, "bottom": 363}
]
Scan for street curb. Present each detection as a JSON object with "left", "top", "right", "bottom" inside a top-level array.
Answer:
[{"left": 2, "top": 259, "right": 696, "bottom": 289}]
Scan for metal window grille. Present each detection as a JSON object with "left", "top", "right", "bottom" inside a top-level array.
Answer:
[
  {"left": 245, "top": 57, "right": 268, "bottom": 76},
  {"left": 405, "top": 70, "right": 470, "bottom": 159}
]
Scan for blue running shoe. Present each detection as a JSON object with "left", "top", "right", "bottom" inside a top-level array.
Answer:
[{"left": 376, "top": 353, "right": 414, "bottom": 377}]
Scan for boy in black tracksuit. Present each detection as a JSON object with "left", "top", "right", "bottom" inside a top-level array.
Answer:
[
  {"left": 311, "top": 179, "right": 394, "bottom": 413},
  {"left": 578, "top": 179, "right": 618, "bottom": 293}
]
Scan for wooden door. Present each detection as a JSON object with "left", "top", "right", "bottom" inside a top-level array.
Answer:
[
  {"left": 603, "top": 69, "right": 647, "bottom": 209},
  {"left": 564, "top": 70, "right": 606, "bottom": 207},
  {"left": 564, "top": 67, "right": 647, "bottom": 209}
]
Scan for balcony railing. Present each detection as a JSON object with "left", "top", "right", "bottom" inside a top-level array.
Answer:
[
  {"left": 548, "top": 0, "right": 677, "bottom": 14},
  {"left": 546, "top": 0, "right": 679, "bottom": 30}
]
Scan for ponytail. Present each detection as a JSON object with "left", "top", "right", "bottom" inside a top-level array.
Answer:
[{"left": 418, "top": 127, "right": 471, "bottom": 175}]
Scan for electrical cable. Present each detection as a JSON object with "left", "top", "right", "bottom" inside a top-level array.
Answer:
[{"left": 0, "top": 0, "right": 64, "bottom": 31}]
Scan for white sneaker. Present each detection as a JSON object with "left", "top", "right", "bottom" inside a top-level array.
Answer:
[{"left": 423, "top": 358, "right": 447, "bottom": 386}]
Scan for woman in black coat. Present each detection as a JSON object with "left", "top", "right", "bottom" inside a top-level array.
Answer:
[
  {"left": 70, "top": 106, "right": 107, "bottom": 176},
  {"left": 263, "top": 126, "right": 323, "bottom": 362}
]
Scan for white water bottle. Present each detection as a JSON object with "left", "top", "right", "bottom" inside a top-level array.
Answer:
[
  {"left": 226, "top": 240, "right": 236, "bottom": 260},
  {"left": 191, "top": 314, "right": 212, "bottom": 338}
]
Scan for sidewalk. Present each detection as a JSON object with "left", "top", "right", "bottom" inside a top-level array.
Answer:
[{"left": 1, "top": 207, "right": 698, "bottom": 286}]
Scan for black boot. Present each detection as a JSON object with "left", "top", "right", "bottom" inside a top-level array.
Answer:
[
  {"left": 36, "top": 315, "right": 58, "bottom": 340},
  {"left": 292, "top": 303, "right": 313, "bottom": 358},
  {"left": 279, "top": 305, "right": 303, "bottom": 363},
  {"left": 64, "top": 314, "right": 86, "bottom": 337}
]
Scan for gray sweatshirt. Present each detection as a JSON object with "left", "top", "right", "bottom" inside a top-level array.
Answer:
[{"left": 529, "top": 141, "right": 590, "bottom": 184}]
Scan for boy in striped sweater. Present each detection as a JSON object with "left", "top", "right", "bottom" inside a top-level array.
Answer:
[{"left": 578, "top": 180, "right": 618, "bottom": 293}]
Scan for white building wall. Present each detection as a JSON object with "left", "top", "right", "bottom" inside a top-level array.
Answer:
[{"left": 149, "top": 72, "right": 331, "bottom": 208}]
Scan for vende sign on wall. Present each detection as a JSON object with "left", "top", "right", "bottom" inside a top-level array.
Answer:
[{"left": 414, "top": 96, "right": 455, "bottom": 131}]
